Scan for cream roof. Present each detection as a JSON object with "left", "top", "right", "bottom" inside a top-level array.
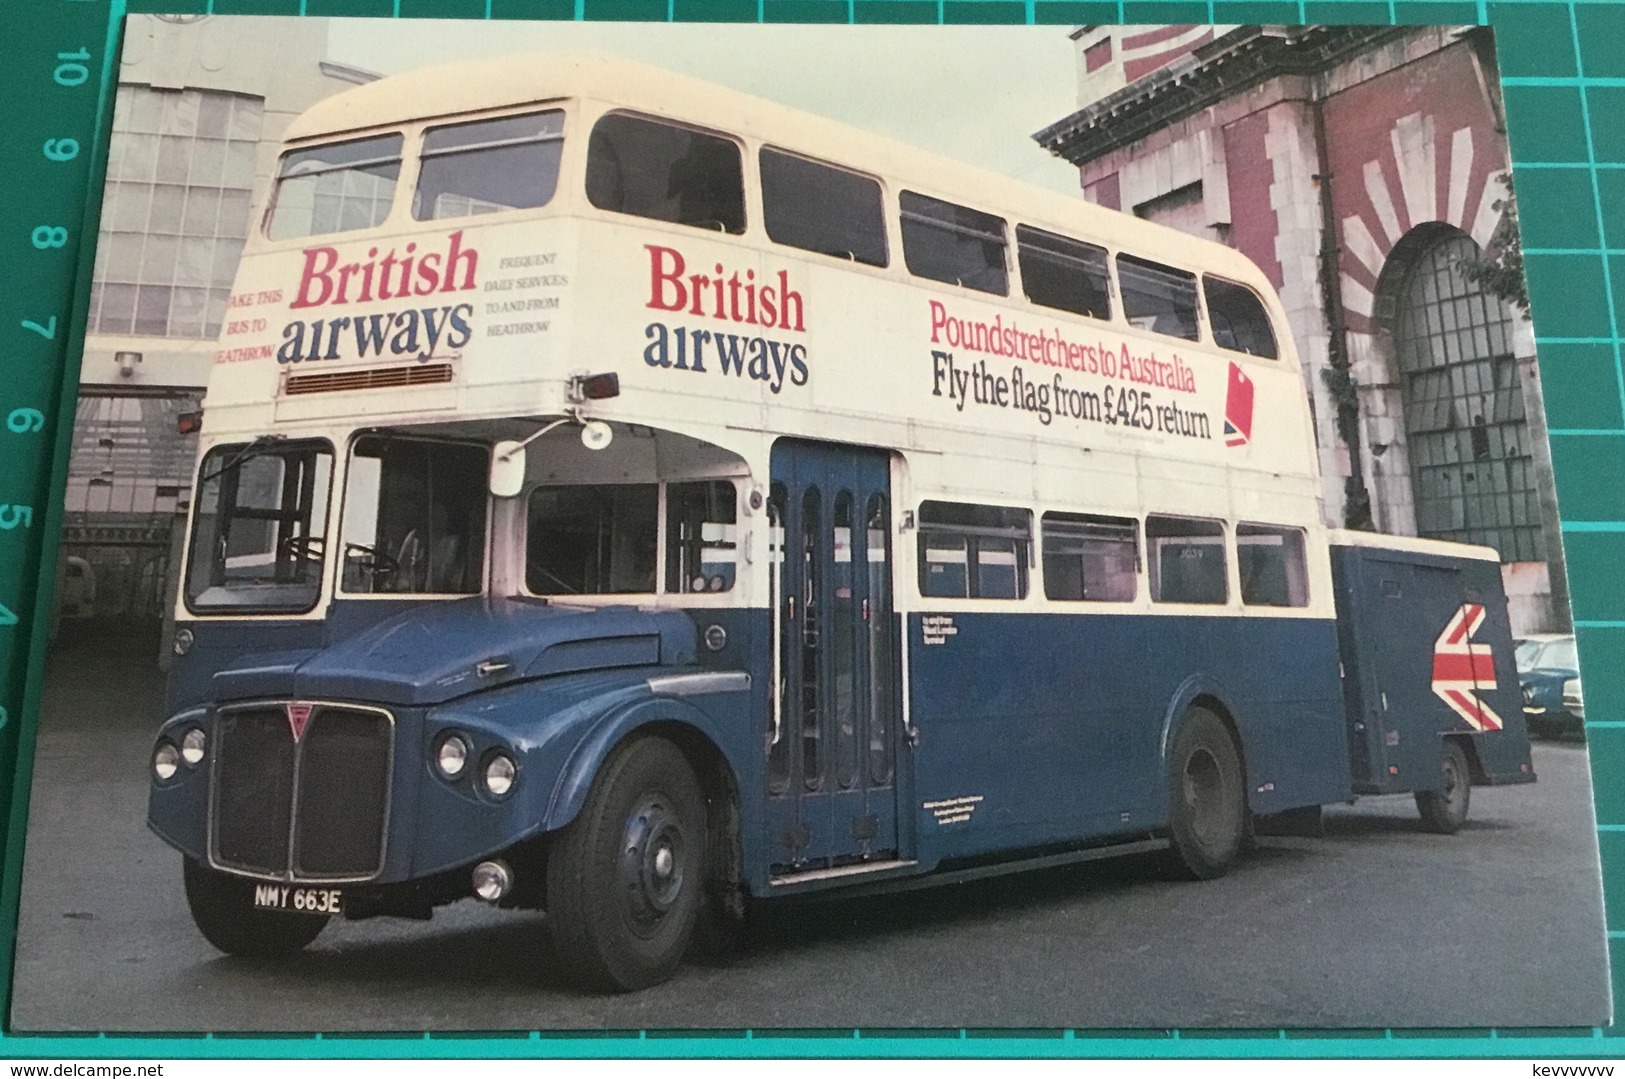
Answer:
[{"left": 285, "top": 51, "right": 1276, "bottom": 291}]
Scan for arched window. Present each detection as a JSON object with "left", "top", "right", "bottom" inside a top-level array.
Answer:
[{"left": 1393, "top": 230, "right": 1543, "bottom": 562}]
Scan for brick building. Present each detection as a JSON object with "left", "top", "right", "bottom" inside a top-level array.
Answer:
[{"left": 1037, "top": 25, "right": 1566, "bottom": 633}]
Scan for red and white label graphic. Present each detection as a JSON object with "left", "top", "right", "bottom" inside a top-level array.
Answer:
[
  {"left": 1224, "top": 362, "right": 1254, "bottom": 447},
  {"left": 1431, "top": 604, "right": 1504, "bottom": 731}
]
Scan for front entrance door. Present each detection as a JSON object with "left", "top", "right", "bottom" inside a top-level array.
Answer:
[{"left": 765, "top": 439, "right": 900, "bottom": 873}]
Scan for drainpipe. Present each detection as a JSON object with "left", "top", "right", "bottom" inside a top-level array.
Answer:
[{"left": 1310, "top": 86, "right": 1375, "bottom": 530}]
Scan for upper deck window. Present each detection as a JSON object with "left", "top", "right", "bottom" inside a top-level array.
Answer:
[
  {"left": 267, "top": 133, "right": 402, "bottom": 241},
  {"left": 760, "top": 148, "right": 886, "bottom": 267},
  {"left": 1017, "top": 225, "right": 1111, "bottom": 320},
  {"left": 414, "top": 111, "right": 565, "bottom": 221},
  {"left": 1118, "top": 254, "right": 1200, "bottom": 342},
  {"left": 586, "top": 113, "right": 745, "bottom": 235},
  {"left": 1205, "top": 275, "right": 1279, "bottom": 359},
  {"left": 900, "top": 191, "right": 1008, "bottom": 296}
]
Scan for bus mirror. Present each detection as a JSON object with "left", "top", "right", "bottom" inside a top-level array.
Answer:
[
  {"left": 580, "top": 421, "right": 614, "bottom": 452},
  {"left": 490, "top": 441, "right": 527, "bottom": 498}
]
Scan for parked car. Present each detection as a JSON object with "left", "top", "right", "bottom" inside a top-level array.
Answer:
[{"left": 1516, "top": 633, "right": 1583, "bottom": 738}]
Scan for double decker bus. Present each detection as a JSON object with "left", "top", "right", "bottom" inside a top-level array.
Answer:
[{"left": 147, "top": 52, "right": 1534, "bottom": 991}]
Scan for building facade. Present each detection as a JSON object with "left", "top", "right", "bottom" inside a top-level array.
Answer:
[
  {"left": 63, "top": 14, "right": 370, "bottom": 648},
  {"left": 1037, "top": 25, "right": 1566, "bottom": 634}
]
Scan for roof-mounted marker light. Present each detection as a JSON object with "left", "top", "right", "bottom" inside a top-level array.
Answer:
[{"left": 568, "top": 371, "right": 620, "bottom": 402}]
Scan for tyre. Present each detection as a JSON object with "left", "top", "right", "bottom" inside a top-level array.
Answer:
[
  {"left": 1415, "top": 738, "right": 1471, "bottom": 834},
  {"left": 182, "top": 857, "right": 329, "bottom": 958},
  {"left": 545, "top": 737, "right": 708, "bottom": 992},
  {"left": 1165, "top": 707, "right": 1247, "bottom": 880}
]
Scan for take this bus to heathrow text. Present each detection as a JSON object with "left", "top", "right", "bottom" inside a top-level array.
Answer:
[{"left": 148, "top": 53, "right": 1534, "bottom": 991}]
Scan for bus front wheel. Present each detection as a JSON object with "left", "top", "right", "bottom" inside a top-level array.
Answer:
[
  {"left": 1415, "top": 739, "right": 1471, "bottom": 834},
  {"left": 182, "top": 857, "right": 329, "bottom": 957},
  {"left": 1165, "top": 707, "right": 1247, "bottom": 880},
  {"left": 545, "top": 736, "right": 708, "bottom": 992}
]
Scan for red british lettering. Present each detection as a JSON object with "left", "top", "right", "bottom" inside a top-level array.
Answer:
[
  {"left": 290, "top": 246, "right": 338, "bottom": 310},
  {"left": 647, "top": 245, "right": 687, "bottom": 312}
]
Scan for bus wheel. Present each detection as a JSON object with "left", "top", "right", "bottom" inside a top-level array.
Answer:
[
  {"left": 182, "top": 857, "right": 328, "bottom": 957},
  {"left": 546, "top": 737, "right": 708, "bottom": 992},
  {"left": 1415, "top": 739, "right": 1471, "bottom": 834},
  {"left": 1165, "top": 707, "right": 1246, "bottom": 880}
]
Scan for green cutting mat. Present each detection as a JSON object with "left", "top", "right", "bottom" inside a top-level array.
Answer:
[{"left": 1, "top": 0, "right": 1621, "bottom": 1059}]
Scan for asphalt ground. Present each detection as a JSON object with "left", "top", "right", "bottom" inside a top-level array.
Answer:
[{"left": 8, "top": 632, "right": 1612, "bottom": 1032}]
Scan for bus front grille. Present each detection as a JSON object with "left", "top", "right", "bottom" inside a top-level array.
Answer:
[{"left": 211, "top": 702, "right": 394, "bottom": 881}]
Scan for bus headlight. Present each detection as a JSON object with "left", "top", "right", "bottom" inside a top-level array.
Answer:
[
  {"left": 153, "top": 740, "right": 181, "bottom": 782},
  {"left": 482, "top": 752, "right": 517, "bottom": 797},
  {"left": 435, "top": 733, "right": 470, "bottom": 779},
  {"left": 180, "top": 727, "right": 207, "bottom": 766}
]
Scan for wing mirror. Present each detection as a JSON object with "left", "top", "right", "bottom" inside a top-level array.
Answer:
[
  {"left": 490, "top": 421, "right": 613, "bottom": 498},
  {"left": 490, "top": 441, "right": 527, "bottom": 499}
]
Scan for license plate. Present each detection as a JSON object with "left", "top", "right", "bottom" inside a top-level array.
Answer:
[{"left": 252, "top": 883, "right": 343, "bottom": 915}]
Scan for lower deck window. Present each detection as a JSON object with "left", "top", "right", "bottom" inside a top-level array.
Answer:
[
  {"left": 1237, "top": 523, "right": 1309, "bottom": 607},
  {"left": 918, "top": 501, "right": 1030, "bottom": 599},
  {"left": 527, "top": 481, "right": 740, "bottom": 596},
  {"left": 186, "top": 440, "right": 332, "bottom": 613},
  {"left": 1146, "top": 514, "right": 1226, "bottom": 604},
  {"left": 666, "top": 480, "right": 738, "bottom": 594},
  {"left": 1042, "top": 512, "right": 1138, "bottom": 602},
  {"left": 527, "top": 485, "right": 658, "bottom": 595},
  {"left": 340, "top": 436, "right": 488, "bottom": 595}
]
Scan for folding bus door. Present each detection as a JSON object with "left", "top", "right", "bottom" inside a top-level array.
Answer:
[{"left": 765, "top": 439, "right": 902, "bottom": 875}]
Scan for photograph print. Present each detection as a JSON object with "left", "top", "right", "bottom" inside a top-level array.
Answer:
[{"left": 10, "top": 15, "right": 1608, "bottom": 1031}]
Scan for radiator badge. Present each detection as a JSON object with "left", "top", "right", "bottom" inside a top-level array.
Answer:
[{"left": 286, "top": 702, "right": 314, "bottom": 741}]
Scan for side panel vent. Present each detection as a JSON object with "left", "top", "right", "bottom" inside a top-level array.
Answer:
[{"left": 284, "top": 363, "right": 455, "bottom": 396}]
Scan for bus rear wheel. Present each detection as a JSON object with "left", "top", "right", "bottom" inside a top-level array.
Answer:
[
  {"left": 1165, "top": 707, "right": 1247, "bottom": 880},
  {"left": 1415, "top": 739, "right": 1471, "bottom": 834},
  {"left": 545, "top": 736, "right": 708, "bottom": 992},
  {"left": 182, "top": 857, "right": 329, "bottom": 958}
]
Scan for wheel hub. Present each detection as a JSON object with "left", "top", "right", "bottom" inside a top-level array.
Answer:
[
  {"left": 618, "top": 795, "right": 687, "bottom": 930},
  {"left": 1184, "top": 748, "right": 1225, "bottom": 844}
]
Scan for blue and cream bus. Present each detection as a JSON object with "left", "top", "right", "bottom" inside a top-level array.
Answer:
[{"left": 148, "top": 52, "right": 1534, "bottom": 991}]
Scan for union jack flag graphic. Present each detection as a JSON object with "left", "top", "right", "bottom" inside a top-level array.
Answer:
[
  {"left": 1430, "top": 604, "right": 1504, "bottom": 731},
  {"left": 1224, "top": 362, "right": 1254, "bottom": 447}
]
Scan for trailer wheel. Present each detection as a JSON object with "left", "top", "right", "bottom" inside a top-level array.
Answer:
[
  {"left": 1415, "top": 739, "right": 1471, "bottom": 834},
  {"left": 545, "top": 736, "right": 707, "bottom": 992},
  {"left": 182, "top": 857, "right": 328, "bottom": 958},
  {"left": 1165, "top": 707, "right": 1247, "bottom": 880}
]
